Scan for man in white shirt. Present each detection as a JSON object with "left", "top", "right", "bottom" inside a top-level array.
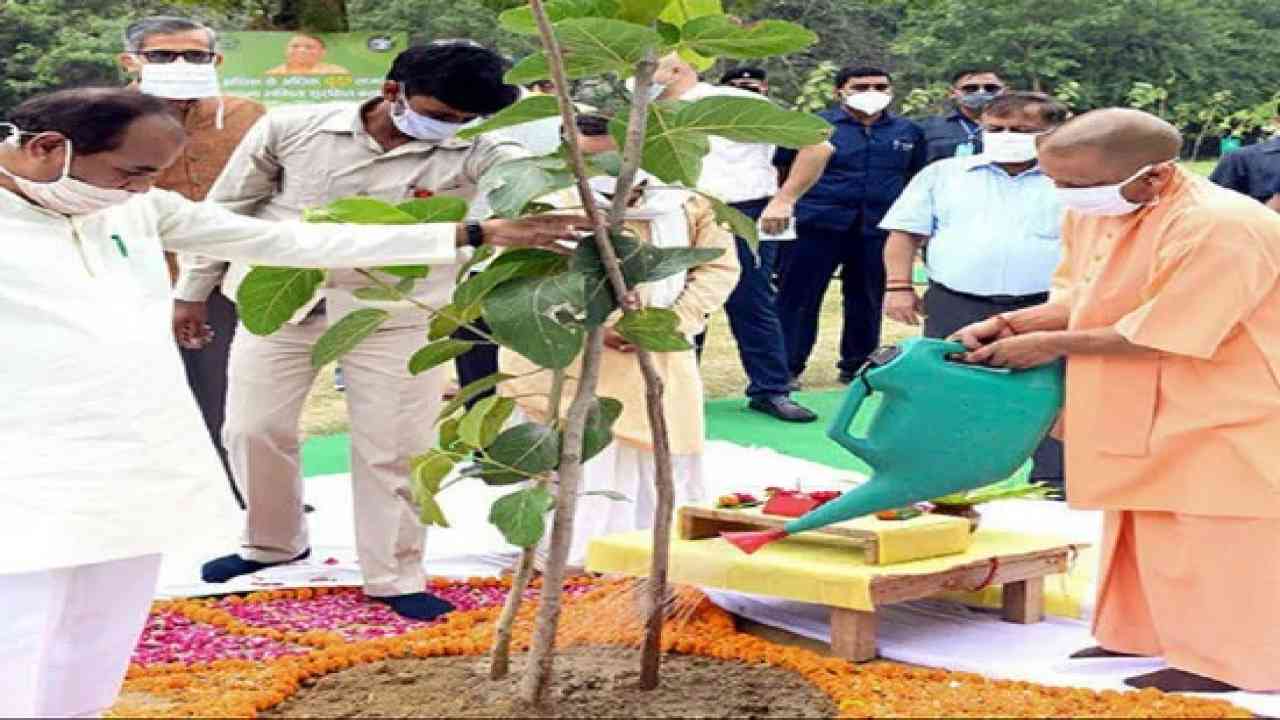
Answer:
[
  {"left": 0, "top": 87, "right": 584, "bottom": 718},
  {"left": 879, "top": 91, "right": 1069, "bottom": 490},
  {"left": 650, "top": 53, "right": 832, "bottom": 422}
]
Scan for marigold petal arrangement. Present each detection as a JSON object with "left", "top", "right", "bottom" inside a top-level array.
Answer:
[{"left": 108, "top": 578, "right": 1250, "bottom": 718}]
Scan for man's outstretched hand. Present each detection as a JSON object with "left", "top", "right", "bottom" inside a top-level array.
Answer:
[{"left": 473, "top": 214, "right": 596, "bottom": 253}]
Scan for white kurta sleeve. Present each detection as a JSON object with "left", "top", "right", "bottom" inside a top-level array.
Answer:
[{"left": 149, "top": 189, "right": 462, "bottom": 268}]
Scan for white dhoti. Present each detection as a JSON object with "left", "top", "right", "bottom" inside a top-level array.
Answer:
[
  {"left": 538, "top": 442, "right": 705, "bottom": 569},
  {"left": 0, "top": 554, "right": 161, "bottom": 718}
]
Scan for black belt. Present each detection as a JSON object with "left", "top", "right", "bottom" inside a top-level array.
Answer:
[{"left": 930, "top": 281, "right": 1048, "bottom": 306}]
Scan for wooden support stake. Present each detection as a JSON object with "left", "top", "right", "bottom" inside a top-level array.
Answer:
[
  {"left": 830, "top": 607, "right": 879, "bottom": 662},
  {"left": 1001, "top": 577, "right": 1045, "bottom": 624}
]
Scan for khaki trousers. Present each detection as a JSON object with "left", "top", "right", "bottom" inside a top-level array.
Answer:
[{"left": 224, "top": 314, "right": 445, "bottom": 597}]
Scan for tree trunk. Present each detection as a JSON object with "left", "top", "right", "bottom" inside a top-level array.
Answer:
[
  {"left": 489, "top": 546, "right": 536, "bottom": 680},
  {"left": 519, "top": 331, "right": 605, "bottom": 706},
  {"left": 271, "top": 0, "right": 349, "bottom": 31}
]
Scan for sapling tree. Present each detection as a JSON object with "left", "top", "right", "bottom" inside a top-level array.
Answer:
[{"left": 234, "top": 0, "right": 829, "bottom": 706}]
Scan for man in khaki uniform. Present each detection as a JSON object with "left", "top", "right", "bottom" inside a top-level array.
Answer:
[
  {"left": 188, "top": 42, "right": 524, "bottom": 620},
  {"left": 119, "top": 16, "right": 267, "bottom": 509}
]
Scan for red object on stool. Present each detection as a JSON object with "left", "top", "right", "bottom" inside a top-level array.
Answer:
[
  {"left": 722, "top": 529, "right": 788, "bottom": 554},
  {"left": 762, "top": 489, "right": 841, "bottom": 518}
]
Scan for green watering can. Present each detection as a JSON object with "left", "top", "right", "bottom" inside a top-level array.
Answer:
[{"left": 724, "top": 338, "right": 1064, "bottom": 554}]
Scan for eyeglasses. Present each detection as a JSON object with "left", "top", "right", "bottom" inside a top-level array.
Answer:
[
  {"left": 848, "top": 82, "right": 891, "bottom": 93},
  {"left": 136, "top": 50, "right": 217, "bottom": 64},
  {"left": 960, "top": 83, "right": 1004, "bottom": 94}
]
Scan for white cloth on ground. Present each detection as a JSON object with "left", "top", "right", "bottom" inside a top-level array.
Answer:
[{"left": 0, "top": 554, "right": 161, "bottom": 718}]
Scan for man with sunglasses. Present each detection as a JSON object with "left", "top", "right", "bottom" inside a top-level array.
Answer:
[
  {"left": 118, "top": 16, "right": 267, "bottom": 512},
  {"left": 880, "top": 92, "right": 1068, "bottom": 492},
  {"left": 185, "top": 42, "right": 527, "bottom": 620},
  {"left": 775, "top": 66, "right": 926, "bottom": 387},
  {"left": 918, "top": 68, "right": 1007, "bottom": 166}
]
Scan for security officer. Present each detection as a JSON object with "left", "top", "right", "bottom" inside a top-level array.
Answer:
[
  {"left": 720, "top": 66, "right": 768, "bottom": 96},
  {"left": 776, "top": 66, "right": 925, "bottom": 385},
  {"left": 918, "top": 68, "right": 1006, "bottom": 165}
]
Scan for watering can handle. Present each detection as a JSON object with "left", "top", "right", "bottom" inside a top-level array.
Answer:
[{"left": 827, "top": 374, "right": 872, "bottom": 456}]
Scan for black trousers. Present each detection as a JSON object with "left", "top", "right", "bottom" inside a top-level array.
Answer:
[
  {"left": 922, "top": 282, "right": 1066, "bottom": 492},
  {"left": 452, "top": 316, "right": 499, "bottom": 409},
  {"left": 180, "top": 288, "right": 244, "bottom": 508}
]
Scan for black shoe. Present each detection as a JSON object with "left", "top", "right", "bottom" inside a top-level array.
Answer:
[
  {"left": 304, "top": 503, "right": 316, "bottom": 513},
  {"left": 837, "top": 370, "right": 856, "bottom": 385},
  {"left": 201, "top": 548, "right": 312, "bottom": 583},
  {"left": 748, "top": 395, "right": 817, "bottom": 423}
]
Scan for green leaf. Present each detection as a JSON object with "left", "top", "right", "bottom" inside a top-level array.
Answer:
[
  {"left": 437, "top": 373, "right": 515, "bottom": 425},
  {"left": 657, "top": 0, "right": 722, "bottom": 70},
  {"left": 610, "top": 97, "right": 832, "bottom": 186},
  {"left": 695, "top": 190, "right": 759, "bottom": 249},
  {"left": 236, "top": 267, "right": 325, "bottom": 335},
  {"left": 408, "top": 338, "right": 475, "bottom": 376},
  {"left": 482, "top": 272, "right": 587, "bottom": 370},
  {"left": 303, "top": 197, "right": 419, "bottom": 224},
  {"left": 455, "top": 249, "right": 570, "bottom": 311},
  {"left": 376, "top": 265, "right": 431, "bottom": 279},
  {"left": 352, "top": 286, "right": 403, "bottom": 302},
  {"left": 675, "top": 96, "right": 834, "bottom": 147},
  {"left": 457, "top": 244, "right": 497, "bottom": 284},
  {"left": 616, "top": 0, "right": 672, "bottom": 24},
  {"left": 488, "top": 247, "right": 574, "bottom": 274},
  {"left": 615, "top": 307, "right": 692, "bottom": 351},
  {"left": 461, "top": 461, "right": 527, "bottom": 486},
  {"left": 498, "top": 0, "right": 619, "bottom": 35},
  {"left": 457, "top": 95, "right": 562, "bottom": 140},
  {"left": 438, "top": 417, "right": 465, "bottom": 453},
  {"left": 479, "top": 156, "right": 576, "bottom": 218},
  {"left": 411, "top": 451, "right": 456, "bottom": 528},
  {"left": 505, "top": 18, "right": 662, "bottom": 84},
  {"left": 583, "top": 489, "right": 630, "bottom": 501},
  {"left": 396, "top": 196, "right": 469, "bottom": 222},
  {"left": 609, "top": 102, "right": 709, "bottom": 187},
  {"left": 427, "top": 302, "right": 484, "bottom": 341},
  {"left": 459, "top": 395, "right": 516, "bottom": 449},
  {"left": 311, "top": 308, "right": 390, "bottom": 368},
  {"left": 488, "top": 422, "right": 563, "bottom": 475},
  {"left": 582, "top": 396, "right": 624, "bottom": 461},
  {"left": 642, "top": 246, "right": 725, "bottom": 282},
  {"left": 655, "top": 20, "right": 681, "bottom": 45},
  {"left": 396, "top": 276, "right": 417, "bottom": 294},
  {"left": 489, "top": 486, "right": 556, "bottom": 548},
  {"left": 680, "top": 16, "right": 816, "bottom": 59}
]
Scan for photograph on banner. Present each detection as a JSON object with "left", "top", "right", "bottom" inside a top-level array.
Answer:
[{"left": 218, "top": 32, "right": 406, "bottom": 105}]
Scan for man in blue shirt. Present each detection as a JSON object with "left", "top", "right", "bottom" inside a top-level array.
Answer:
[
  {"left": 879, "top": 91, "right": 1069, "bottom": 490},
  {"left": 776, "top": 66, "right": 926, "bottom": 385},
  {"left": 1209, "top": 104, "right": 1280, "bottom": 203},
  {"left": 917, "top": 68, "right": 1007, "bottom": 165}
]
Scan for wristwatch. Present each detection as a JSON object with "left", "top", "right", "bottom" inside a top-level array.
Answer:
[{"left": 464, "top": 220, "right": 485, "bottom": 248}]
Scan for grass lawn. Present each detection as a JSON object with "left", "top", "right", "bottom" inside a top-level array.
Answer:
[{"left": 298, "top": 160, "right": 1220, "bottom": 436}]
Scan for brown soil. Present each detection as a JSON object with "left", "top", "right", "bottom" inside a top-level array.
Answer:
[{"left": 263, "top": 647, "right": 836, "bottom": 718}]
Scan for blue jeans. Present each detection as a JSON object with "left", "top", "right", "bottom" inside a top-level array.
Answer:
[
  {"left": 777, "top": 223, "right": 888, "bottom": 376},
  {"left": 703, "top": 199, "right": 794, "bottom": 398}
]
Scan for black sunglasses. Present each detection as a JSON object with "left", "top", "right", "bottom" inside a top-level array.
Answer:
[
  {"left": 137, "top": 50, "right": 217, "bottom": 64},
  {"left": 849, "top": 82, "right": 891, "bottom": 93},
  {"left": 960, "top": 83, "right": 1004, "bottom": 94}
]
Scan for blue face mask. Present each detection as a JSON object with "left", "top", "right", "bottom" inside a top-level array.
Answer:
[
  {"left": 958, "top": 92, "right": 997, "bottom": 112},
  {"left": 390, "top": 97, "right": 466, "bottom": 142}
]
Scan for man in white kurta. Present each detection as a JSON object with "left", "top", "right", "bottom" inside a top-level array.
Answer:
[{"left": 0, "top": 88, "right": 582, "bottom": 718}]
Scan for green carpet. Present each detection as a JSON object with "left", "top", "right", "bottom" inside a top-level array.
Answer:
[
  {"left": 301, "top": 390, "right": 872, "bottom": 478},
  {"left": 704, "top": 389, "right": 876, "bottom": 474}
]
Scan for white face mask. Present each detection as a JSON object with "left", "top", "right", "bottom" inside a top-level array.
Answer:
[
  {"left": 982, "top": 131, "right": 1040, "bottom": 164},
  {"left": 138, "top": 62, "right": 221, "bottom": 100},
  {"left": 390, "top": 97, "right": 466, "bottom": 142},
  {"left": 625, "top": 76, "right": 667, "bottom": 102},
  {"left": 0, "top": 126, "right": 135, "bottom": 216},
  {"left": 1054, "top": 163, "right": 1163, "bottom": 217},
  {"left": 844, "top": 91, "right": 893, "bottom": 115}
]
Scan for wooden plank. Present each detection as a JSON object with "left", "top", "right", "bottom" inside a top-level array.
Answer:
[
  {"left": 830, "top": 607, "right": 879, "bottom": 662},
  {"left": 869, "top": 548, "right": 1070, "bottom": 605},
  {"left": 1001, "top": 577, "right": 1045, "bottom": 624},
  {"left": 678, "top": 507, "right": 764, "bottom": 540}
]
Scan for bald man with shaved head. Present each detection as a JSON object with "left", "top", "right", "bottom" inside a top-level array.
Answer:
[{"left": 953, "top": 108, "right": 1280, "bottom": 694}]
